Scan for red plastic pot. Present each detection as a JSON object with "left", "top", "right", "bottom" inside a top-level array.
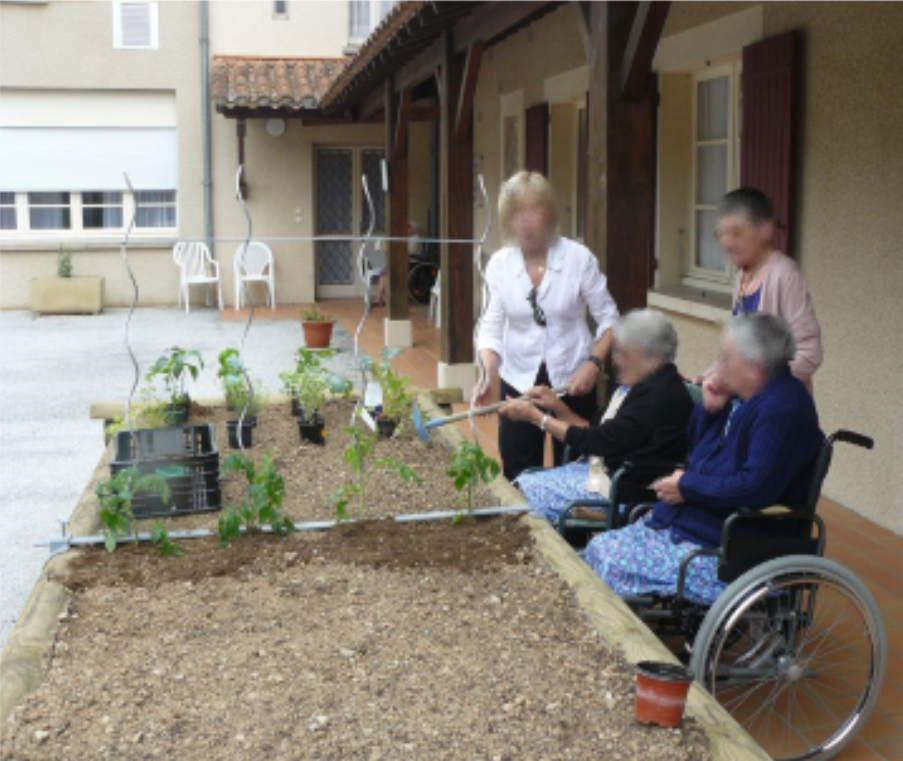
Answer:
[{"left": 634, "top": 661, "right": 693, "bottom": 728}]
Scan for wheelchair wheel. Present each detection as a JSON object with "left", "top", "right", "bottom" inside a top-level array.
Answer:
[{"left": 689, "top": 556, "right": 886, "bottom": 761}]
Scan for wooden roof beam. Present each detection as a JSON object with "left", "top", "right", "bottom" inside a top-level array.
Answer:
[{"left": 619, "top": 1, "right": 671, "bottom": 102}]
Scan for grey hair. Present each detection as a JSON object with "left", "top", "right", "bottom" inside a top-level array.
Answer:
[
  {"left": 725, "top": 313, "right": 796, "bottom": 376},
  {"left": 613, "top": 309, "right": 679, "bottom": 363}
]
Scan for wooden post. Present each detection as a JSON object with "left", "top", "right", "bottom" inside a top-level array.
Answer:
[
  {"left": 439, "top": 30, "right": 476, "bottom": 366},
  {"left": 386, "top": 76, "right": 411, "bottom": 321},
  {"left": 585, "top": 2, "right": 608, "bottom": 272},
  {"left": 586, "top": 2, "right": 665, "bottom": 310}
]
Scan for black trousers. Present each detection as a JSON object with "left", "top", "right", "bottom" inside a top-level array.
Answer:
[{"left": 498, "top": 363, "right": 598, "bottom": 483}]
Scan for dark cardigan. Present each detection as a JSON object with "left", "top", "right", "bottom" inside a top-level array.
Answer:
[
  {"left": 563, "top": 362, "right": 694, "bottom": 483},
  {"left": 649, "top": 368, "right": 823, "bottom": 548}
]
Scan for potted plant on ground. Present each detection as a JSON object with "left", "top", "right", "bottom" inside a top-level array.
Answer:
[
  {"left": 218, "top": 348, "right": 260, "bottom": 448},
  {"left": 145, "top": 347, "right": 204, "bottom": 426},
  {"left": 29, "top": 246, "right": 105, "bottom": 315},
  {"left": 369, "top": 352, "right": 413, "bottom": 439},
  {"left": 300, "top": 304, "right": 335, "bottom": 349},
  {"left": 294, "top": 369, "right": 328, "bottom": 445},
  {"left": 280, "top": 348, "right": 351, "bottom": 419}
]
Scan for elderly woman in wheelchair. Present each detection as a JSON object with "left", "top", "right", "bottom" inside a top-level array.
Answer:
[
  {"left": 583, "top": 313, "right": 823, "bottom": 605},
  {"left": 500, "top": 309, "right": 694, "bottom": 526}
]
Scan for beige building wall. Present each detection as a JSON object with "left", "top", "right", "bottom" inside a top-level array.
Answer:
[
  {"left": 473, "top": 5, "right": 587, "bottom": 255},
  {"left": 0, "top": 0, "right": 203, "bottom": 307},
  {"left": 209, "top": 0, "right": 349, "bottom": 57},
  {"left": 209, "top": 115, "right": 385, "bottom": 307}
]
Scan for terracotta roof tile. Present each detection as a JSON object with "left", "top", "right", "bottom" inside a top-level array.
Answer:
[{"left": 212, "top": 56, "right": 352, "bottom": 111}]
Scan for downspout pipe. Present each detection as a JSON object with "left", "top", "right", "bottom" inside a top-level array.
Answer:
[{"left": 200, "top": 0, "right": 214, "bottom": 256}]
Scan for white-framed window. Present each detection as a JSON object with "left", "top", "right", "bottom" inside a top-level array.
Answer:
[
  {"left": 135, "top": 190, "right": 177, "bottom": 228},
  {"left": 348, "top": 0, "right": 394, "bottom": 45},
  {"left": 0, "top": 190, "right": 177, "bottom": 237},
  {"left": 82, "top": 191, "right": 124, "bottom": 230},
  {"left": 0, "top": 192, "right": 17, "bottom": 230},
  {"left": 113, "top": 1, "right": 159, "bottom": 50},
  {"left": 685, "top": 61, "right": 742, "bottom": 288},
  {"left": 273, "top": 0, "right": 289, "bottom": 19},
  {"left": 28, "top": 192, "right": 72, "bottom": 231}
]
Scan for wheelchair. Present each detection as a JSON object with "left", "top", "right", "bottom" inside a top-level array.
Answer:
[{"left": 550, "top": 429, "right": 885, "bottom": 761}]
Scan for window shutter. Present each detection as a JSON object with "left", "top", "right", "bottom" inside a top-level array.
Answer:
[
  {"left": 524, "top": 103, "right": 549, "bottom": 175},
  {"left": 741, "top": 32, "right": 798, "bottom": 256},
  {"left": 112, "top": 1, "right": 157, "bottom": 50}
]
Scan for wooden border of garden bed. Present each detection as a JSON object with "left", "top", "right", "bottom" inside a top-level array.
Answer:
[{"left": 2, "top": 391, "right": 768, "bottom": 759}]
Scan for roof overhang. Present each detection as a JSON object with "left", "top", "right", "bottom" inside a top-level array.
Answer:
[
  {"left": 212, "top": 55, "right": 352, "bottom": 119},
  {"left": 320, "top": 1, "right": 564, "bottom": 117}
]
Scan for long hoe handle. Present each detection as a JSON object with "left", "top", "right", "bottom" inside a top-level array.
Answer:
[{"left": 425, "top": 384, "right": 570, "bottom": 429}]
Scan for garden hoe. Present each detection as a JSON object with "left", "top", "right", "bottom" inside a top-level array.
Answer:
[{"left": 412, "top": 384, "right": 570, "bottom": 443}]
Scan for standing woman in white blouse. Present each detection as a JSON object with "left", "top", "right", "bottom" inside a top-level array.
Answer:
[{"left": 476, "top": 171, "right": 620, "bottom": 481}]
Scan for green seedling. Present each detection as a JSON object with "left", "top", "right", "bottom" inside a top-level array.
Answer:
[
  {"left": 330, "top": 422, "right": 420, "bottom": 522},
  {"left": 217, "top": 453, "right": 295, "bottom": 545},
  {"left": 447, "top": 440, "right": 501, "bottom": 517},
  {"left": 96, "top": 467, "right": 175, "bottom": 554}
]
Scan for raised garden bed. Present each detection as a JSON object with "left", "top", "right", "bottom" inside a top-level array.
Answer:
[
  {"left": 1, "top": 518, "right": 712, "bottom": 761},
  {"left": 1, "top": 394, "right": 768, "bottom": 761}
]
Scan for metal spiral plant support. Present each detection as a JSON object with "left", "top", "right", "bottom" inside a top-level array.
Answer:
[
  {"left": 467, "top": 174, "right": 493, "bottom": 444},
  {"left": 120, "top": 172, "right": 141, "bottom": 451},
  {"left": 351, "top": 173, "right": 377, "bottom": 424},
  {"left": 234, "top": 165, "right": 257, "bottom": 454}
]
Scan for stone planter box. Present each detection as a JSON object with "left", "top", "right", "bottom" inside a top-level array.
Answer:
[{"left": 29, "top": 276, "right": 105, "bottom": 315}]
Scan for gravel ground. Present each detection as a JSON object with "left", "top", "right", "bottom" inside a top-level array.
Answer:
[
  {"left": 0, "top": 518, "right": 711, "bottom": 761},
  {"left": 0, "top": 308, "right": 359, "bottom": 648}
]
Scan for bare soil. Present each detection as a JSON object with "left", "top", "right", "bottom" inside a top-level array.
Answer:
[
  {"left": 137, "top": 398, "right": 498, "bottom": 532},
  {"left": 2, "top": 518, "right": 710, "bottom": 761}
]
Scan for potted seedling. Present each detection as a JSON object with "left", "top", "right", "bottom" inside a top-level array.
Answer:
[
  {"left": 447, "top": 440, "right": 501, "bottom": 518},
  {"left": 96, "top": 467, "right": 183, "bottom": 556},
  {"left": 329, "top": 419, "right": 420, "bottom": 522},
  {"left": 217, "top": 453, "right": 295, "bottom": 545},
  {"left": 368, "top": 352, "right": 413, "bottom": 439},
  {"left": 29, "top": 246, "right": 105, "bottom": 315},
  {"left": 300, "top": 304, "right": 335, "bottom": 349},
  {"left": 218, "top": 348, "right": 259, "bottom": 448},
  {"left": 145, "top": 347, "right": 204, "bottom": 425},
  {"left": 295, "top": 370, "right": 328, "bottom": 445}
]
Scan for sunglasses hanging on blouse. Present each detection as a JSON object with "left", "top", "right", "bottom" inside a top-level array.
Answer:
[{"left": 527, "top": 286, "right": 547, "bottom": 327}]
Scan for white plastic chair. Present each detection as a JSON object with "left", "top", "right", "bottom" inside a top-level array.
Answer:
[
  {"left": 359, "top": 238, "right": 387, "bottom": 293},
  {"left": 428, "top": 270, "right": 441, "bottom": 328},
  {"left": 173, "top": 241, "right": 223, "bottom": 312},
  {"left": 234, "top": 241, "right": 276, "bottom": 308}
]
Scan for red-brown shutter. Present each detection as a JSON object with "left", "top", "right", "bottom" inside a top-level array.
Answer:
[
  {"left": 525, "top": 102, "right": 549, "bottom": 175},
  {"left": 741, "top": 32, "right": 798, "bottom": 256}
]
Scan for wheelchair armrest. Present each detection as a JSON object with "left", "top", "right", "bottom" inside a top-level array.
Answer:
[
  {"left": 720, "top": 506, "right": 822, "bottom": 551},
  {"left": 629, "top": 503, "right": 655, "bottom": 524}
]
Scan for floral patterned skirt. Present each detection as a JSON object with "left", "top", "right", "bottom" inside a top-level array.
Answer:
[
  {"left": 516, "top": 461, "right": 610, "bottom": 523},
  {"left": 584, "top": 516, "right": 727, "bottom": 606}
]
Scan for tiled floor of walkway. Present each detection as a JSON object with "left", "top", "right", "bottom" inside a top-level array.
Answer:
[{"left": 223, "top": 300, "right": 903, "bottom": 760}]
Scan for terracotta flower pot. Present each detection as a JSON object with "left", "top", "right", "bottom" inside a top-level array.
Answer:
[
  {"left": 301, "top": 320, "right": 334, "bottom": 349},
  {"left": 634, "top": 661, "right": 693, "bottom": 729}
]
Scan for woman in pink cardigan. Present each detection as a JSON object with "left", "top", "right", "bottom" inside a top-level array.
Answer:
[{"left": 696, "top": 188, "right": 823, "bottom": 391}]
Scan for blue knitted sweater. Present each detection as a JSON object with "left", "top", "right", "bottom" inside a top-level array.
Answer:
[{"left": 648, "top": 368, "right": 823, "bottom": 548}]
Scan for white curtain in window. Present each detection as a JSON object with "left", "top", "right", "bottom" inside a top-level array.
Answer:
[
  {"left": 696, "top": 144, "right": 727, "bottom": 206},
  {"left": 0, "top": 128, "right": 177, "bottom": 191},
  {"left": 349, "top": 0, "right": 370, "bottom": 40},
  {"left": 695, "top": 210, "right": 722, "bottom": 270},
  {"left": 697, "top": 77, "right": 729, "bottom": 141}
]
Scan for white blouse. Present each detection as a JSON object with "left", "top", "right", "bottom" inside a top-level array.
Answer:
[{"left": 477, "top": 235, "right": 619, "bottom": 392}]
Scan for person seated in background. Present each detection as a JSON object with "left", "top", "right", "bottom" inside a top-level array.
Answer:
[
  {"left": 500, "top": 309, "right": 694, "bottom": 524},
  {"left": 584, "top": 313, "right": 824, "bottom": 606}
]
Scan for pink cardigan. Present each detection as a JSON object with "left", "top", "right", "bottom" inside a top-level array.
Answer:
[{"left": 736, "top": 252, "right": 823, "bottom": 384}]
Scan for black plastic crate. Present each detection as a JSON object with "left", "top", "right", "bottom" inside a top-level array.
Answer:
[{"left": 111, "top": 424, "right": 221, "bottom": 518}]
